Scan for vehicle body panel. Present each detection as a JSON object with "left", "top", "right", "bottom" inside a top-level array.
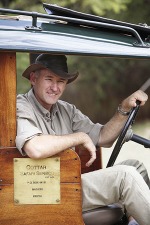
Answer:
[{"left": 0, "top": 9, "right": 150, "bottom": 58}]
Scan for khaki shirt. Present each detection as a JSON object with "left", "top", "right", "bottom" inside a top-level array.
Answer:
[{"left": 16, "top": 89, "right": 103, "bottom": 155}]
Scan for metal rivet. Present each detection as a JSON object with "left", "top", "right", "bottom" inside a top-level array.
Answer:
[
  {"left": 14, "top": 199, "right": 19, "bottom": 204},
  {"left": 55, "top": 158, "right": 59, "bottom": 162}
]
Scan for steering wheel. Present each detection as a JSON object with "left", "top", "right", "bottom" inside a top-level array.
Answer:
[{"left": 106, "top": 100, "right": 141, "bottom": 168}]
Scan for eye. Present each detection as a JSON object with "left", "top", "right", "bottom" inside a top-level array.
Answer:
[
  {"left": 45, "top": 78, "right": 52, "bottom": 81},
  {"left": 58, "top": 79, "right": 66, "bottom": 83}
]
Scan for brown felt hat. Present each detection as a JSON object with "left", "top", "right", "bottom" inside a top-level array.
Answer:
[{"left": 22, "top": 54, "right": 79, "bottom": 83}]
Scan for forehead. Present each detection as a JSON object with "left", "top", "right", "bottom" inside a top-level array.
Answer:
[{"left": 37, "top": 69, "right": 67, "bottom": 81}]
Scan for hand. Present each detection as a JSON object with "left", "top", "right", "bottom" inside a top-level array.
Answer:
[
  {"left": 82, "top": 133, "right": 97, "bottom": 167},
  {"left": 121, "top": 90, "right": 148, "bottom": 112}
]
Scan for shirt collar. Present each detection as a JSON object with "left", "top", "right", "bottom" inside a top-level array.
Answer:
[{"left": 27, "top": 89, "right": 58, "bottom": 118}]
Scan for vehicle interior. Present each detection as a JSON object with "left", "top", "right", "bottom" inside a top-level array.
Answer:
[{"left": 0, "top": 3, "right": 150, "bottom": 225}]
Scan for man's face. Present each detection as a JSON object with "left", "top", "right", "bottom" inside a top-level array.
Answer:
[{"left": 30, "top": 69, "right": 68, "bottom": 110}]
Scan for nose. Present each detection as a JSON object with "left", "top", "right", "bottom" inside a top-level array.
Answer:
[{"left": 51, "top": 81, "right": 58, "bottom": 91}]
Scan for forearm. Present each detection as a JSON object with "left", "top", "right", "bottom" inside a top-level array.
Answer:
[
  {"left": 99, "top": 111, "right": 128, "bottom": 147},
  {"left": 24, "top": 132, "right": 91, "bottom": 159},
  {"left": 99, "top": 90, "right": 148, "bottom": 147}
]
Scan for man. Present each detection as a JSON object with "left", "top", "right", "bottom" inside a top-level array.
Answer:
[{"left": 16, "top": 54, "right": 150, "bottom": 225}]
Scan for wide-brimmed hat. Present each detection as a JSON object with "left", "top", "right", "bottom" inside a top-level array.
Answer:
[{"left": 22, "top": 54, "right": 79, "bottom": 83}]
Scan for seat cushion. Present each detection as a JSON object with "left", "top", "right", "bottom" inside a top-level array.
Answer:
[{"left": 82, "top": 205, "right": 124, "bottom": 225}]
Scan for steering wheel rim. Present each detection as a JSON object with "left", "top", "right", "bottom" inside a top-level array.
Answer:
[{"left": 106, "top": 101, "right": 141, "bottom": 168}]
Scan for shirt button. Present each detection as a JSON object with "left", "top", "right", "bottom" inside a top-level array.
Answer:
[{"left": 46, "top": 113, "right": 50, "bottom": 117}]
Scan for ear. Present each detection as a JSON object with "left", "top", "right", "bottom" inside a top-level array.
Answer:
[{"left": 30, "top": 72, "right": 37, "bottom": 86}]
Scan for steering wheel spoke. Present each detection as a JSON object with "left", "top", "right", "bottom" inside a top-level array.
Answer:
[{"left": 106, "top": 101, "right": 141, "bottom": 168}]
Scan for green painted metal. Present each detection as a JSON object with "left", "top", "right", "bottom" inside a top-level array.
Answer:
[{"left": 0, "top": 11, "right": 150, "bottom": 58}]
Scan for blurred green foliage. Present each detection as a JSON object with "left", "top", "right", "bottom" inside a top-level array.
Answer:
[
  {"left": 16, "top": 53, "right": 30, "bottom": 93},
  {"left": 1, "top": 0, "right": 150, "bottom": 123}
]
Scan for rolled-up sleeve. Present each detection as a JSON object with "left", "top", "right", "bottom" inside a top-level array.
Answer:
[
  {"left": 16, "top": 117, "right": 42, "bottom": 155},
  {"left": 16, "top": 97, "right": 42, "bottom": 155},
  {"left": 71, "top": 107, "right": 103, "bottom": 146}
]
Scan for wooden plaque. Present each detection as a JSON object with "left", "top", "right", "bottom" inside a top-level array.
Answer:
[{"left": 14, "top": 157, "right": 60, "bottom": 205}]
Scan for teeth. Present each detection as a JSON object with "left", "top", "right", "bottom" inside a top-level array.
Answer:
[{"left": 48, "top": 93, "right": 56, "bottom": 96}]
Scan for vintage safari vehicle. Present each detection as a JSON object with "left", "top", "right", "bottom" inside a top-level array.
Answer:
[{"left": 0, "top": 3, "right": 150, "bottom": 225}]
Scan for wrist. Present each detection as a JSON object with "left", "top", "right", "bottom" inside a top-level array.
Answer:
[
  {"left": 117, "top": 104, "right": 131, "bottom": 116},
  {"left": 74, "top": 132, "right": 88, "bottom": 145}
]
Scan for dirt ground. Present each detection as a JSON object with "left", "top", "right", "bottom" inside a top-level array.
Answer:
[{"left": 102, "top": 120, "right": 150, "bottom": 176}]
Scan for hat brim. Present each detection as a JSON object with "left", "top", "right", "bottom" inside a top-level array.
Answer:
[{"left": 22, "top": 63, "right": 79, "bottom": 84}]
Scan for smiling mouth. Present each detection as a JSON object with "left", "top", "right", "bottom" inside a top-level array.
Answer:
[{"left": 47, "top": 93, "right": 57, "bottom": 96}]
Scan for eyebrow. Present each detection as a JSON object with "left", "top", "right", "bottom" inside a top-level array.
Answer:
[{"left": 45, "top": 75, "right": 66, "bottom": 81}]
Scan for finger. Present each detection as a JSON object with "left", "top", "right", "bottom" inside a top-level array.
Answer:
[
  {"left": 129, "top": 91, "right": 148, "bottom": 107},
  {"left": 86, "top": 151, "right": 96, "bottom": 167}
]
